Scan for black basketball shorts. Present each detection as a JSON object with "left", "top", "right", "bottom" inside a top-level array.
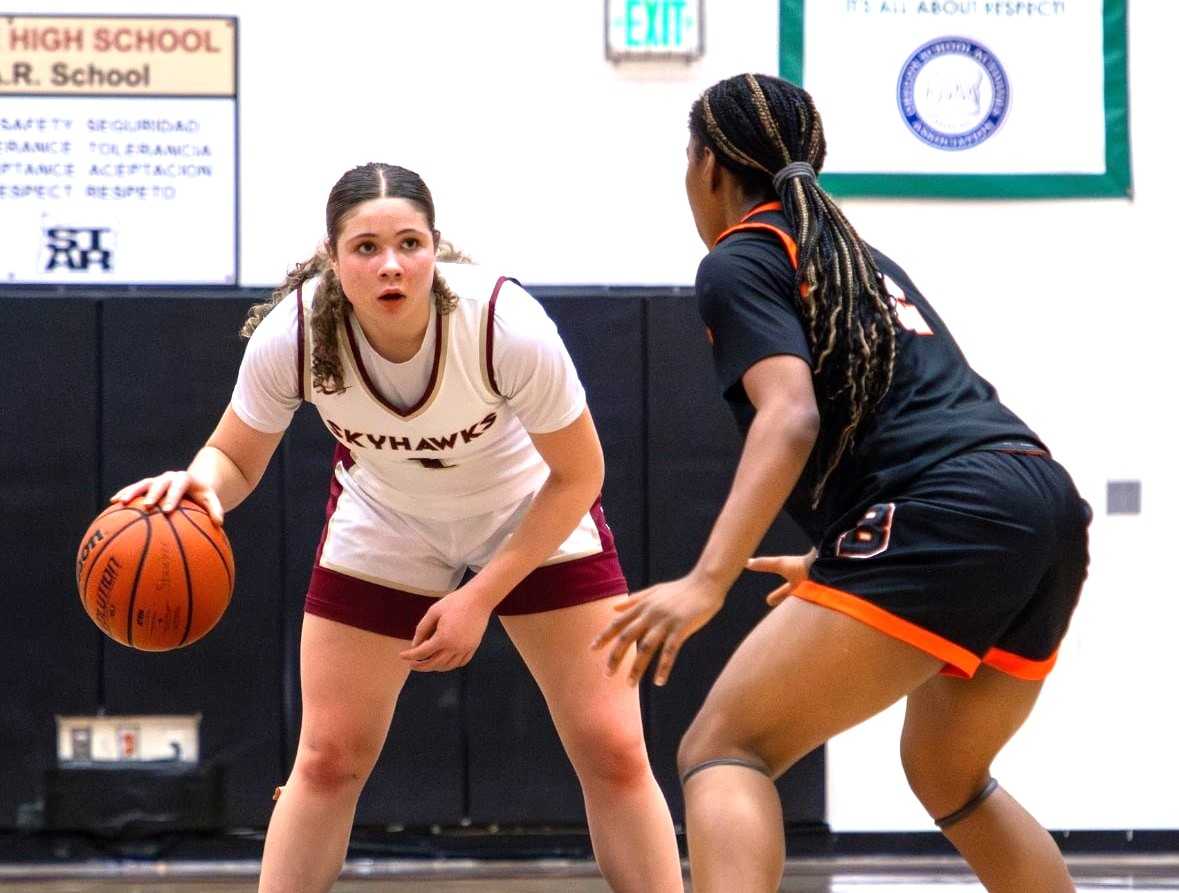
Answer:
[{"left": 795, "top": 448, "right": 1091, "bottom": 680}]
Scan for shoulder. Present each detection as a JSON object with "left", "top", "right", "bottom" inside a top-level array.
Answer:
[
  {"left": 699, "top": 229, "right": 796, "bottom": 289},
  {"left": 249, "top": 288, "right": 302, "bottom": 343},
  {"left": 436, "top": 262, "right": 516, "bottom": 308},
  {"left": 439, "top": 262, "right": 550, "bottom": 326}
]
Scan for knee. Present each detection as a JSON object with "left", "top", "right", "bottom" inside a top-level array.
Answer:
[
  {"left": 676, "top": 709, "right": 782, "bottom": 781},
  {"left": 565, "top": 712, "right": 652, "bottom": 790},
  {"left": 900, "top": 735, "right": 990, "bottom": 818},
  {"left": 292, "top": 733, "right": 381, "bottom": 796}
]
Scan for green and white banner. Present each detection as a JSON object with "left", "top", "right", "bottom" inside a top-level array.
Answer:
[{"left": 780, "top": 0, "right": 1130, "bottom": 197}]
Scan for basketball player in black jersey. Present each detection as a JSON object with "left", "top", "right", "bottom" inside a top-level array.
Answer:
[{"left": 594, "top": 74, "right": 1089, "bottom": 892}]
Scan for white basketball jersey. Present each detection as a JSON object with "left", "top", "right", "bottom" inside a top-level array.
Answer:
[{"left": 298, "top": 265, "right": 550, "bottom": 520}]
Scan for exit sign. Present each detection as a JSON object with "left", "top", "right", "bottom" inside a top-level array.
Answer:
[{"left": 606, "top": 0, "right": 704, "bottom": 61}]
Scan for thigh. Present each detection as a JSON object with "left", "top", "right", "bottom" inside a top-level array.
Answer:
[
  {"left": 901, "top": 665, "right": 1044, "bottom": 811},
  {"left": 689, "top": 597, "right": 943, "bottom": 776},
  {"left": 499, "top": 596, "right": 642, "bottom": 747},
  {"left": 296, "top": 613, "right": 415, "bottom": 751}
]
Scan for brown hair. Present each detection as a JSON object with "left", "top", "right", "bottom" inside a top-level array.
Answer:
[{"left": 241, "top": 163, "right": 466, "bottom": 394}]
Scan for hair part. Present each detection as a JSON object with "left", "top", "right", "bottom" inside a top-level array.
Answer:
[
  {"left": 241, "top": 163, "right": 466, "bottom": 394},
  {"left": 690, "top": 74, "right": 899, "bottom": 506}
]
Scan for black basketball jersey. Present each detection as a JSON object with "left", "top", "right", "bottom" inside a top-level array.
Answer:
[{"left": 695, "top": 202, "right": 1045, "bottom": 543}]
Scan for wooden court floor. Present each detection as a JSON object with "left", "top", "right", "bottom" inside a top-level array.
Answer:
[{"left": 2, "top": 856, "right": 1178, "bottom": 891}]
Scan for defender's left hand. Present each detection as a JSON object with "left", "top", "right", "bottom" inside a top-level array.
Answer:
[
  {"left": 591, "top": 576, "right": 726, "bottom": 687},
  {"left": 400, "top": 589, "right": 492, "bottom": 672}
]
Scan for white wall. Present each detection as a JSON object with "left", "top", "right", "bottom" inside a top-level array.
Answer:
[
  {"left": 822, "top": 1, "right": 1179, "bottom": 832},
  {"left": 32, "top": 0, "right": 779, "bottom": 285},
  {"left": 34, "top": 0, "right": 1176, "bottom": 831}
]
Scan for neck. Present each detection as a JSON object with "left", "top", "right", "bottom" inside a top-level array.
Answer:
[
  {"left": 354, "top": 298, "right": 432, "bottom": 364},
  {"left": 712, "top": 184, "right": 776, "bottom": 241}
]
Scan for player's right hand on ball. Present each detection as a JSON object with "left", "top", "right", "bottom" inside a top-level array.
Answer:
[{"left": 111, "top": 471, "right": 225, "bottom": 526}]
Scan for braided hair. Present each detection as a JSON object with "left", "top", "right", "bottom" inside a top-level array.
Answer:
[
  {"left": 689, "top": 74, "right": 900, "bottom": 506},
  {"left": 241, "top": 163, "right": 463, "bottom": 395}
]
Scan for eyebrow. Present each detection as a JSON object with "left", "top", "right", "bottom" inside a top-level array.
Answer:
[{"left": 347, "top": 228, "right": 426, "bottom": 240}]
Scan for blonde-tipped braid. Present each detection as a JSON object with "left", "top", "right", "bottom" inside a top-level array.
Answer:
[{"left": 690, "top": 74, "right": 900, "bottom": 507}]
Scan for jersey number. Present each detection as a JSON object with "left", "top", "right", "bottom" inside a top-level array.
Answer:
[
  {"left": 883, "top": 274, "right": 933, "bottom": 336},
  {"left": 835, "top": 503, "right": 896, "bottom": 559}
]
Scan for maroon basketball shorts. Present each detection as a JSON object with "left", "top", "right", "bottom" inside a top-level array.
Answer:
[{"left": 304, "top": 461, "right": 627, "bottom": 641}]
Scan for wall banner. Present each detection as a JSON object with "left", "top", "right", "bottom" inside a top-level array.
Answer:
[
  {"left": 0, "top": 15, "right": 239, "bottom": 285},
  {"left": 779, "top": 0, "right": 1130, "bottom": 198}
]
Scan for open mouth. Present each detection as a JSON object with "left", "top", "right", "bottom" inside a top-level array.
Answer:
[{"left": 378, "top": 289, "right": 405, "bottom": 302}]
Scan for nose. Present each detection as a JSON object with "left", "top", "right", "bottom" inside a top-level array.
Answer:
[{"left": 379, "top": 248, "right": 402, "bottom": 277}]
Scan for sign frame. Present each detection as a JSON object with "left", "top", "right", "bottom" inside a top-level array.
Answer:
[
  {"left": 779, "top": 0, "right": 1131, "bottom": 198},
  {"left": 0, "top": 12, "right": 240, "bottom": 286},
  {"left": 605, "top": 0, "right": 705, "bottom": 63}
]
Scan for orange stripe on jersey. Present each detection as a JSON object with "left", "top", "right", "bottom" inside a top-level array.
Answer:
[
  {"left": 981, "top": 646, "right": 1059, "bottom": 681},
  {"left": 792, "top": 580, "right": 982, "bottom": 678},
  {"left": 714, "top": 222, "right": 799, "bottom": 268},
  {"left": 741, "top": 201, "right": 785, "bottom": 221},
  {"left": 712, "top": 203, "right": 813, "bottom": 300}
]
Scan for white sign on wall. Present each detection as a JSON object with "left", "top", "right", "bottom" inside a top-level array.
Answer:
[
  {"left": 0, "top": 15, "right": 238, "bottom": 284},
  {"left": 780, "top": 0, "right": 1130, "bottom": 197}
]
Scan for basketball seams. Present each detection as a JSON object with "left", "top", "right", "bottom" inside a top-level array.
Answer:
[
  {"left": 78, "top": 513, "right": 149, "bottom": 604},
  {"left": 124, "top": 516, "right": 153, "bottom": 648},
  {"left": 160, "top": 512, "right": 195, "bottom": 648},
  {"left": 176, "top": 507, "right": 234, "bottom": 592}
]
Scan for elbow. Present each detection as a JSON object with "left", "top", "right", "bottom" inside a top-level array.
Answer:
[
  {"left": 549, "top": 446, "right": 605, "bottom": 501},
  {"left": 760, "top": 402, "right": 821, "bottom": 453}
]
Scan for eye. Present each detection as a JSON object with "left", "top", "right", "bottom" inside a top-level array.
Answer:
[
  {"left": 401, "top": 237, "right": 420, "bottom": 250},
  {"left": 356, "top": 241, "right": 377, "bottom": 255}
]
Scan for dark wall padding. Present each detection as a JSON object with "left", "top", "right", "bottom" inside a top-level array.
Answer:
[
  {"left": 99, "top": 298, "right": 285, "bottom": 827},
  {"left": 465, "top": 295, "right": 648, "bottom": 825},
  {"left": 0, "top": 299, "right": 102, "bottom": 827},
  {"left": 642, "top": 295, "right": 824, "bottom": 825},
  {"left": 0, "top": 288, "right": 826, "bottom": 835}
]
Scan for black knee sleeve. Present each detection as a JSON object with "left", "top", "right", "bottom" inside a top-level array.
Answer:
[
  {"left": 935, "top": 777, "right": 999, "bottom": 830},
  {"left": 679, "top": 756, "right": 770, "bottom": 787}
]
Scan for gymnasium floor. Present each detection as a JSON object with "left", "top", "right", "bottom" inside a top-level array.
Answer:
[{"left": 2, "top": 856, "right": 1179, "bottom": 891}]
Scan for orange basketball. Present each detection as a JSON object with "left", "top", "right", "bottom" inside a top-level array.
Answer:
[{"left": 75, "top": 497, "right": 235, "bottom": 651}]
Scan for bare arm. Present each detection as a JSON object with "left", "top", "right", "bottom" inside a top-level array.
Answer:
[
  {"left": 594, "top": 353, "right": 820, "bottom": 685},
  {"left": 399, "top": 407, "right": 607, "bottom": 671},
  {"left": 464, "top": 406, "right": 605, "bottom": 610},
  {"left": 687, "top": 353, "right": 820, "bottom": 592},
  {"left": 112, "top": 406, "right": 285, "bottom": 523}
]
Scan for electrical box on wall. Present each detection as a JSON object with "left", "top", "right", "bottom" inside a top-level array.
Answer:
[{"left": 56, "top": 713, "right": 200, "bottom": 764}]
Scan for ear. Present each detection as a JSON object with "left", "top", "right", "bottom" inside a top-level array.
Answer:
[{"left": 702, "top": 146, "right": 723, "bottom": 192}]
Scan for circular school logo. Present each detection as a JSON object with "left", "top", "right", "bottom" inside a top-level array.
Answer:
[{"left": 897, "top": 37, "right": 1009, "bottom": 151}]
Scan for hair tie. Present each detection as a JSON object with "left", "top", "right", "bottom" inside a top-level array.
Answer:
[{"left": 773, "top": 161, "right": 817, "bottom": 192}]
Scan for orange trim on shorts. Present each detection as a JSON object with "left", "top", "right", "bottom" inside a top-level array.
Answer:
[
  {"left": 792, "top": 580, "right": 981, "bottom": 678},
  {"left": 981, "top": 646, "right": 1058, "bottom": 681}
]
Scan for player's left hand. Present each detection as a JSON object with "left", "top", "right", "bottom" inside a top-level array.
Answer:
[
  {"left": 591, "top": 576, "right": 726, "bottom": 687},
  {"left": 400, "top": 588, "right": 492, "bottom": 672}
]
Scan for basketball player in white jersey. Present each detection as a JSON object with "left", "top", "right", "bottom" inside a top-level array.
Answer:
[{"left": 112, "top": 163, "right": 683, "bottom": 893}]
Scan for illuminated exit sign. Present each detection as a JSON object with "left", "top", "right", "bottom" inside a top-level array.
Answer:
[{"left": 606, "top": 0, "right": 703, "bottom": 61}]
